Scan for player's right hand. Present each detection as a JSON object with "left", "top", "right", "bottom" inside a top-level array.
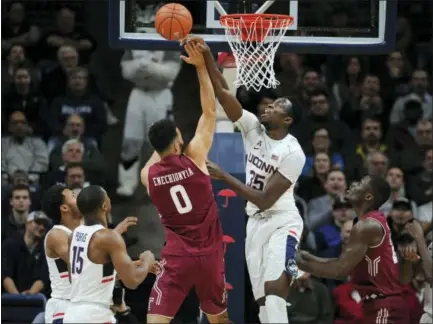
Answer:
[
  {"left": 181, "top": 36, "right": 210, "bottom": 53},
  {"left": 180, "top": 42, "right": 205, "bottom": 67},
  {"left": 139, "top": 250, "right": 156, "bottom": 265},
  {"left": 114, "top": 216, "right": 138, "bottom": 234}
]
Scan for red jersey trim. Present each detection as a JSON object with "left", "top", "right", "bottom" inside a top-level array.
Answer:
[{"left": 367, "top": 217, "right": 386, "bottom": 248}]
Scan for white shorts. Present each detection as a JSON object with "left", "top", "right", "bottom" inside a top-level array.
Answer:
[
  {"left": 63, "top": 302, "right": 116, "bottom": 323},
  {"left": 45, "top": 298, "right": 70, "bottom": 323},
  {"left": 245, "top": 212, "right": 304, "bottom": 300},
  {"left": 420, "top": 312, "right": 432, "bottom": 324}
]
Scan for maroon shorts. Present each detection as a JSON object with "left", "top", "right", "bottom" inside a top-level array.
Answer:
[
  {"left": 148, "top": 250, "right": 227, "bottom": 318},
  {"left": 362, "top": 295, "right": 410, "bottom": 324}
]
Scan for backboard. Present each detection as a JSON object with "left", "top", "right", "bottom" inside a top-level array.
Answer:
[{"left": 109, "top": 0, "right": 397, "bottom": 54}]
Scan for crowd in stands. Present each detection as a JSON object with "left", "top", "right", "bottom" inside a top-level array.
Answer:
[{"left": 1, "top": 1, "right": 432, "bottom": 324}]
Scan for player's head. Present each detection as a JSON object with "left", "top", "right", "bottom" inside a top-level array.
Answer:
[
  {"left": 41, "top": 184, "right": 80, "bottom": 226},
  {"left": 345, "top": 175, "right": 391, "bottom": 211},
  {"left": 76, "top": 185, "right": 111, "bottom": 227},
  {"left": 258, "top": 97, "right": 294, "bottom": 130},
  {"left": 148, "top": 119, "right": 184, "bottom": 156}
]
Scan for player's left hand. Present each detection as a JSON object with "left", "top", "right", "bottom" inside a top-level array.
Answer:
[
  {"left": 206, "top": 160, "right": 226, "bottom": 180},
  {"left": 180, "top": 42, "right": 205, "bottom": 67},
  {"left": 405, "top": 220, "right": 424, "bottom": 241},
  {"left": 114, "top": 217, "right": 138, "bottom": 234}
]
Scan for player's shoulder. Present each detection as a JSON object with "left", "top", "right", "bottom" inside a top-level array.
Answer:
[
  {"left": 280, "top": 134, "right": 305, "bottom": 159},
  {"left": 353, "top": 216, "right": 384, "bottom": 239},
  {"left": 47, "top": 227, "right": 70, "bottom": 244}
]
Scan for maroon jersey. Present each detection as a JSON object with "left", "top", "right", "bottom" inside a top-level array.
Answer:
[
  {"left": 148, "top": 154, "right": 223, "bottom": 256},
  {"left": 350, "top": 211, "right": 405, "bottom": 299}
]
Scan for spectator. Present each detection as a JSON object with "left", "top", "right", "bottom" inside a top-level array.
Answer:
[
  {"left": 1, "top": 2, "right": 40, "bottom": 56},
  {"left": 293, "top": 89, "right": 353, "bottom": 156},
  {"left": 1, "top": 111, "right": 49, "bottom": 177},
  {"left": 117, "top": 50, "right": 181, "bottom": 196},
  {"left": 2, "top": 184, "right": 31, "bottom": 242},
  {"left": 389, "top": 69, "right": 432, "bottom": 125},
  {"left": 306, "top": 169, "right": 347, "bottom": 230},
  {"left": 2, "top": 211, "right": 49, "bottom": 296},
  {"left": 297, "top": 153, "right": 331, "bottom": 202},
  {"left": 366, "top": 151, "right": 389, "bottom": 178},
  {"left": 275, "top": 53, "right": 304, "bottom": 98},
  {"left": 2, "top": 65, "right": 48, "bottom": 137},
  {"left": 49, "top": 67, "right": 107, "bottom": 143},
  {"left": 380, "top": 167, "right": 418, "bottom": 217},
  {"left": 37, "top": 7, "right": 96, "bottom": 64},
  {"left": 388, "top": 198, "right": 417, "bottom": 236},
  {"left": 1, "top": 44, "right": 37, "bottom": 89},
  {"left": 340, "top": 74, "right": 383, "bottom": 132},
  {"left": 301, "top": 128, "right": 345, "bottom": 176},
  {"left": 406, "top": 147, "right": 433, "bottom": 207},
  {"left": 396, "top": 119, "right": 432, "bottom": 173},
  {"left": 286, "top": 273, "right": 333, "bottom": 324},
  {"left": 331, "top": 56, "right": 366, "bottom": 112},
  {"left": 64, "top": 162, "right": 88, "bottom": 190},
  {"left": 314, "top": 197, "right": 354, "bottom": 258},
  {"left": 48, "top": 114, "right": 99, "bottom": 158}
]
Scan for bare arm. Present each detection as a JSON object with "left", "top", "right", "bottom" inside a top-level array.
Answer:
[
  {"left": 184, "top": 51, "right": 216, "bottom": 168},
  {"left": 101, "top": 230, "right": 151, "bottom": 289},
  {"left": 297, "top": 219, "right": 384, "bottom": 279},
  {"left": 140, "top": 151, "right": 161, "bottom": 188}
]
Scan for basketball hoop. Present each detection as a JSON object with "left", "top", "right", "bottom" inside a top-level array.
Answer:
[{"left": 220, "top": 14, "right": 294, "bottom": 92}]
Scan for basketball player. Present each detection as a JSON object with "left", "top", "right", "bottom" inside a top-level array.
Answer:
[
  {"left": 140, "top": 43, "right": 228, "bottom": 323},
  {"left": 186, "top": 36, "right": 305, "bottom": 324},
  {"left": 296, "top": 175, "right": 410, "bottom": 323},
  {"left": 63, "top": 185, "right": 155, "bottom": 323},
  {"left": 42, "top": 184, "right": 139, "bottom": 323}
]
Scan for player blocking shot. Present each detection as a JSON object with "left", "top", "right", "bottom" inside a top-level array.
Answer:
[
  {"left": 296, "top": 176, "right": 411, "bottom": 324},
  {"left": 63, "top": 186, "right": 156, "bottom": 323},
  {"left": 140, "top": 43, "right": 229, "bottom": 324},
  {"left": 185, "top": 37, "right": 306, "bottom": 323}
]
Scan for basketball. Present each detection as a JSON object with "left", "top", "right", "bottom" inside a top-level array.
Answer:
[{"left": 155, "top": 3, "right": 193, "bottom": 41}]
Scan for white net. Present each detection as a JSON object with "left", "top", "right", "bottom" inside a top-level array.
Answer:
[{"left": 221, "top": 15, "right": 293, "bottom": 92}]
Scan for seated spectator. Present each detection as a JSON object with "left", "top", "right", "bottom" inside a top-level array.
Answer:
[
  {"left": 49, "top": 67, "right": 107, "bottom": 143},
  {"left": 406, "top": 147, "right": 433, "bottom": 207},
  {"left": 380, "top": 167, "right": 418, "bottom": 217},
  {"left": 1, "top": 44, "right": 38, "bottom": 89},
  {"left": 366, "top": 151, "right": 389, "bottom": 178},
  {"left": 386, "top": 97, "right": 426, "bottom": 153},
  {"left": 274, "top": 53, "right": 304, "bottom": 98},
  {"left": 353, "top": 115, "right": 389, "bottom": 177},
  {"left": 2, "top": 65, "right": 48, "bottom": 138},
  {"left": 302, "top": 128, "right": 344, "bottom": 176},
  {"left": 292, "top": 89, "right": 353, "bottom": 156},
  {"left": 41, "top": 46, "right": 111, "bottom": 105},
  {"left": 297, "top": 152, "right": 331, "bottom": 202},
  {"left": 389, "top": 69, "right": 432, "bottom": 125},
  {"left": 291, "top": 69, "right": 322, "bottom": 121},
  {"left": 1, "top": 2, "right": 40, "bottom": 57},
  {"left": 37, "top": 7, "right": 96, "bottom": 64},
  {"left": 399, "top": 120, "right": 433, "bottom": 174},
  {"left": 2, "top": 211, "right": 49, "bottom": 296},
  {"left": 286, "top": 273, "right": 333, "bottom": 324},
  {"left": 314, "top": 197, "right": 354, "bottom": 258},
  {"left": 65, "top": 162, "right": 89, "bottom": 191},
  {"left": 48, "top": 114, "right": 98, "bottom": 155},
  {"left": 306, "top": 169, "right": 347, "bottom": 230},
  {"left": 1, "top": 184, "right": 31, "bottom": 242},
  {"left": 1, "top": 111, "right": 49, "bottom": 179},
  {"left": 330, "top": 56, "right": 366, "bottom": 112},
  {"left": 388, "top": 198, "right": 417, "bottom": 236},
  {"left": 340, "top": 74, "right": 384, "bottom": 132}
]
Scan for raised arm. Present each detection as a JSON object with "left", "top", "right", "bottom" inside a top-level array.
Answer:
[
  {"left": 185, "top": 37, "right": 243, "bottom": 122},
  {"left": 100, "top": 230, "right": 154, "bottom": 289},
  {"left": 181, "top": 43, "right": 216, "bottom": 169},
  {"left": 140, "top": 151, "right": 161, "bottom": 188},
  {"left": 296, "top": 219, "right": 384, "bottom": 279}
]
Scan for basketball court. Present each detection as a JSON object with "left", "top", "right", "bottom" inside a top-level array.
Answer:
[{"left": 109, "top": 0, "right": 397, "bottom": 54}]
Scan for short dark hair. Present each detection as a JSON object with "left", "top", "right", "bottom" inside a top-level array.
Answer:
[
  {"left": 362, "top": 113, "right": 382, "bottom": 126},
  {"left": 11, "top": 183, "right": 30, "bottom": 195},
  {"left": 65, "top": 162, "right": 84, "bottom": 174},
  {"left": 309, "top": 88, "right": 329, "bottom": 102},
  {"left": 148, "top": 119, "right": 177, "bottom": 153},
  {"left": 370, "top": 176, "right": 391, "bottom": 210},
  {"left": 76, "top": 185, "right": 105, "bottom": 216},
  {"left": 41, "top": 184, "right": 66, "bottom": 225}
]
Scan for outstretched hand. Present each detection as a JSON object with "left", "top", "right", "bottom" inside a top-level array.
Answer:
[
  {"left": 206, "top": 160, "right": 226, "bottom": 180},
  {"left": 180, "top": 42, "right": 205, "bottom": 67},
  {"left": 181, "top": 36, "right": 210, "bottom": 53},
  {"left": 114, "top": 217, "right": 138, "bottom": 234}
]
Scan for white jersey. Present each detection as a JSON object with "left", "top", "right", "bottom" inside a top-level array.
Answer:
[
  {"left": 69, "top": 224, "right": 116, "bottom": 306},
  {"left": 45, "top": 225, "right": 72, "bottom": 300},
  {"left": 234, "top": 109, "right": 306, "bottom": 217}
]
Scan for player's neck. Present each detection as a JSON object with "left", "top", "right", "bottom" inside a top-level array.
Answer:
[
  {"left": 355, "top": 206, "right": 373, "bottom": 218},
  {"left": 265, "top": 128, "right": 289, "bottom": 140},
  {"left": 84, "top": 218, "right": 101, "bottom": 226},
  {"left": 62, "top": 217, "right": 81, "bottom": 231}
]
